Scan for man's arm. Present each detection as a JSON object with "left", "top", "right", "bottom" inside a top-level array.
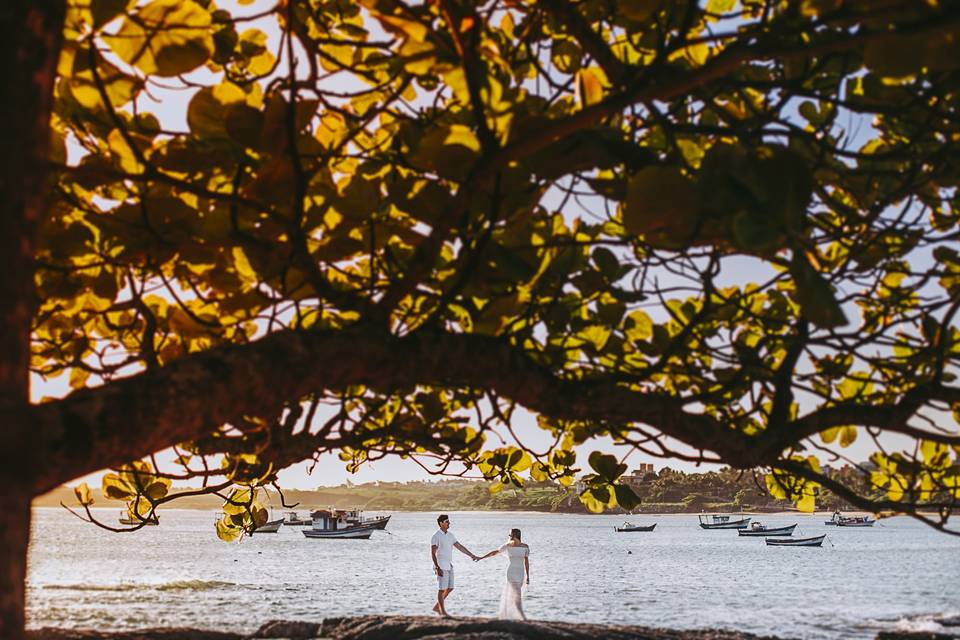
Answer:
[
  {"left": 431, "top": 544, "right": 443, "bottom": 576},
  {"left": 454, "top": 541, "right": 477, "bottom": 560}
]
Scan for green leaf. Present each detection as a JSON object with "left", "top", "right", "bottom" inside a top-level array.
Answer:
[
  {"left": 619, "top": 0, "right": 661, "bottom": 22},
  {"left": 614, "top": 484, "right": 642, "bottom": 510},
  {"left": 789, "top": 252, "right": 848, "bottom": 328},
  {"left": 623, "top": 166, "right": 702, "bottom": 248},
  {"left": 588, "top": 451, "right": 626, "bottom": 483}
]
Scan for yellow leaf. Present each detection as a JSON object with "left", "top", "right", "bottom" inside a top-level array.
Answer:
[
  {"left": 576, "top": 68, "right": 604, "bottom": 109},
  {"left": 839, "top": 426, "right": 857, "bottom": 448},
  {"left": 765, "top": 473, "right": 787, "bottom": 500},
  {"left": 819, "top": 427, "right": 840, "bottom": 444},
  {"left": 216, "top": 517, "right": 243, "bottom": 542},
  {"left": 74, "top": 482, "right": 94, "bottom": 507},
  {"left": 796, "top": 492, "right": 815, "bottom": 513},
  {"left": 105, "top": 0, "right": 214, "bottom": 77}
]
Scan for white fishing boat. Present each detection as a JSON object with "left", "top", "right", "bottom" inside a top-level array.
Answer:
[
  {"left": 698, "top": 513, "right": 751, "bottom": 529},
  {"left": 301, "top": 509, "right": 384, "bottom": 540}
]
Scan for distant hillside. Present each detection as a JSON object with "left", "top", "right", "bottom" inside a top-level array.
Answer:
[{"left": 35, "top": 467, "right": 863, "bottom": 515}]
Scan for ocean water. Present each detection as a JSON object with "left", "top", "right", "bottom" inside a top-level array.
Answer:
[{"left": 26, "top": 509, "right": 960, "bottom": 639}]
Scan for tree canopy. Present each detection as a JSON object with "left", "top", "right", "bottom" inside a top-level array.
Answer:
[{"left": 3, "top": 0, "right": 960, "bottom": 633}]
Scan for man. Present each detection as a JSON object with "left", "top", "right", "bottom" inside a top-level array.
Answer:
[{"left": 430, "top": 514, "right": 477, "bottom": 617}]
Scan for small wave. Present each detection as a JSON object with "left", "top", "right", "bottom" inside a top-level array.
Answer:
[
  {"left": 156, "top": 580, "right": 239, "bottom": 591},
  {"left": 863, "top": 612, "right": 960, "bottom": 635},
  {"left": 40, "top": 580, "right": 239, "bottom": 592}
]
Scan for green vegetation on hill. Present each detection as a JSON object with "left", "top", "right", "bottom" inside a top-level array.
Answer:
[{"left": 37, "top": 466, "right": 866, "bottom": 514}]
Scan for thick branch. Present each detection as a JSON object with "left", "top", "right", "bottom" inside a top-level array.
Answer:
[{"left": 28, "top": 324, "right": 750, "bottom": 495}]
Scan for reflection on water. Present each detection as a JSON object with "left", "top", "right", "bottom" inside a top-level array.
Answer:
[{"left": 27, "top": 509, "right": 960, "bottom": 639}]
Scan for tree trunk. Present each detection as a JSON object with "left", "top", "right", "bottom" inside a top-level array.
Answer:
[
  {"left": 0, "top": 491, "right": 31, "bottom": 640},
  {"left": 0, "top": 3, "right": 66, "bottom": 640}
]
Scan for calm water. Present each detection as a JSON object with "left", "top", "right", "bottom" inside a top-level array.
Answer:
[{"left": 26, "top": 509, "right": 960, "bottom": 638}]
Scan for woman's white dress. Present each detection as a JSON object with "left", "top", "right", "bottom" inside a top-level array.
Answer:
[{"left": 497, "top": 544, "right": 529, "bottom": 620}]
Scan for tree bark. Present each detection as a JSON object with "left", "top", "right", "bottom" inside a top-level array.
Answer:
[
  {"left": 0, "top": 3, "right": 65, "bottom": 639},
  {"left": 0, "top": 492, "right": 31, "bottom": 640}
]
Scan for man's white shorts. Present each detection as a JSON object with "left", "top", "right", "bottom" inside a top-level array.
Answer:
[{"left": 437, "top": 566, "right": 454, "bottom": 590}]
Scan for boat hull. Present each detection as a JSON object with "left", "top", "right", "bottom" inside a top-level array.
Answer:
[
  {"left": 118, "top": 518, "right": 158, "bottom": 526},
  {"left": 836, "top": 520, "right": 874, "bottom": 527},
  {"left": 250, "top": 518, "right": 284, "bottom": 533},
  {"left": 302, "top": 527, "right": 374, "bottom": 539},
  {"left": 738, "top": 524, "right": 797, "bottom": 537},
  {"left": 700, "top": 517, "right": 751, "bottom": 529},
  {"left": 766, "top": 534, "right": 826, "bottom": 547},
  {"left": 615, "top": 524, "right": 657, "bottom": 532},
  {"left": 365, "top": 515, "right": 391, "bottom": 530}
]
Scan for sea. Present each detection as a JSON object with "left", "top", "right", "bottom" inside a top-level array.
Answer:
[{"left": 26, "top": 509, "right": 960, "bottom": 639}]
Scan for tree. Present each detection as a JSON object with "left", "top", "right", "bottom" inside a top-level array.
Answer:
[{"left": 3, "top": 0, "right": 960, "bottom": 636}]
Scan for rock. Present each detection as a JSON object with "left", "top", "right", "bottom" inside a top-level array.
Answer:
[
  {"left": 28, "top": 629, "right": 244, "bottom": 640},
  {"left": 875, "top": 634, "right": 960, "bottom": 640},
  {"left": 317, "top": 615, "right": 788, "bottom": 640},
  {"left": 252, "top": 620, "right": 324, "bottom": 639}
]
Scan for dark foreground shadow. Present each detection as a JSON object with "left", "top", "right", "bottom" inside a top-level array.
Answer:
[{"left": 27, "top": 614, "right": 960, "bottom": 640}]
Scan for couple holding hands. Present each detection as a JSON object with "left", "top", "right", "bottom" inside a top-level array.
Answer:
[{"left": 429, "top": 514, "right": 531, "bottom": 620}]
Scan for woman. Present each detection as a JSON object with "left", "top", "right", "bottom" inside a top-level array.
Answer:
[{"left": 477, "top": 528, "right": 530, "bottom": 620}]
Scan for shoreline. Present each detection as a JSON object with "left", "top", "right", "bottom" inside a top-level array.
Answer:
[
  {"left": 26, "top": 614, "right": 960, "bottom": 640},
  {"left": 32, "top": 505, "right": 893, "bottom": 516}
]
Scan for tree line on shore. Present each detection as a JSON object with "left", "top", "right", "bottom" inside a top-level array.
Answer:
[{"left": 36, "top": 465, "right": 876, "bottom": 514}]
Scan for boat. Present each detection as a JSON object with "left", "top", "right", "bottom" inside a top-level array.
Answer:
[
  {"left": 282, "top": 511, "right": 312, "bottom": 526},
  {"left": 301, "top": 509, "right": 385, "bottom": 540},
  {"left": 615, "top": 522, "right": 657, "bottom": 532},
  {"left": 826, "top": 511, "right": 874, "bottom": 527},
  {"left": 339, "top": 508, "right": 391, "bottom": 530},
  {"left": 836, "top": 515, "right": 874, "bottom": 527},
  {"left": 738, "top": 522, "right": 797, "bottom": 537},
  {"left": 118, "top": 510, "right": 158, "bottom": 526},
  {"left": 249, "top": 518, "right": 284, "bottom": 533},
  {"left": 698, "top": 513, "right": 751, "bottom": 529},
  {"left": 765, "top": 534, "right": 826, "bottom": 547}
]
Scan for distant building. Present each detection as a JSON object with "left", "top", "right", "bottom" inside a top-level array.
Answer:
[{"left": 621, "top": 464, "right": 656, "bottom": 489}]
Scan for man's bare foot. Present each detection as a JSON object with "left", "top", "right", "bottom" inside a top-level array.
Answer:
[{"left": 432, "top": 603, "right": 441, "bottom": 614}]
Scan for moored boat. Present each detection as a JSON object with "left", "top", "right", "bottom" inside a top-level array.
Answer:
[
  {"left": 282, "top": 511, "right": 312, "bottom": 526},
  {"left": 765, "top": 534, "right": 826, "bottom": 547},
  {"left": 738, "top": 522, "right": 797, "bottom": 537},
  {"left": 698, "top": 513, "right": 751, "bottom": 529},
  {"left": 301, "top": 508, "right": 385, "bottom": 540},
  {"left": 250, "top": 518, "right": 284, "bottom": 533},
  {"left": 615, "top": 522, "right": 657, "bottom": 532},
  {"left": 118, "top": 510, "right": 158, "bottom": 526},
  {"left": 836, "top": 516, "right": 874, "bottom": 527}
]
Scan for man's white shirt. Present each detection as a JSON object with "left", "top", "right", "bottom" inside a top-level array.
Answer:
[{"left": 431, "top": 529, "right": 458, "bottom": 570}]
